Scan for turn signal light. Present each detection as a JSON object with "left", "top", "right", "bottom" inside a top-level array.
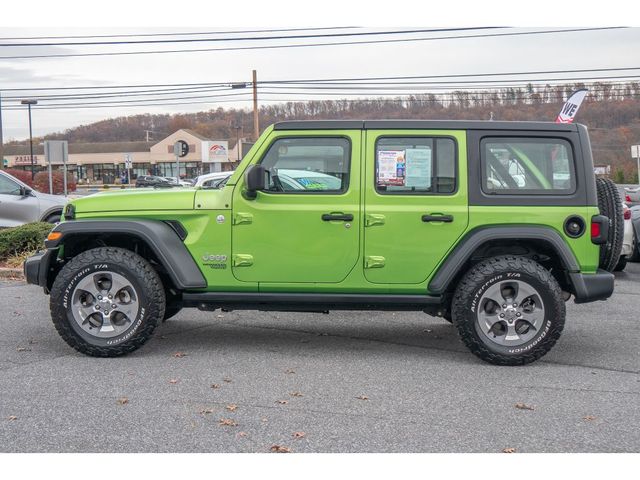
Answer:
[{"left": 47, "top": 232, "right": 63, "bottom": 241}]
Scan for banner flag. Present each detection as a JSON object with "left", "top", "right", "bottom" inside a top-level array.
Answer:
[{"left": 555, "top": 89, "right": 588, "bottom": 124}]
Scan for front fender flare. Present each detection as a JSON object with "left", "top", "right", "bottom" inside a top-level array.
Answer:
[{"left": 45, "top": 219, "right": 207, "bottom": 290}]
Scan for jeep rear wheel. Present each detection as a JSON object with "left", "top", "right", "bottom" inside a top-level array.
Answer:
[
  {"left": 49, "top": 247, "right": 165, "bottom": 357},
  {"left": 452, "top": 256, "right": 565, "bottom": 366}
]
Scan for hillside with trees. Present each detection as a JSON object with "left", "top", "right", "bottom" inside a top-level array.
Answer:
[{"left": 8, "top": 82, "right": 640, "bottom": 182}]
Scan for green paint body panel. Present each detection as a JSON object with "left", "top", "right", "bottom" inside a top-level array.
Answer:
[{"left": 66, "top": 124, "right": 601, "bottom": 295}]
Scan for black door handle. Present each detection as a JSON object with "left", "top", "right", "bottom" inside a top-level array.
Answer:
[
  {"left": 322, "top": 213, "right": 354, "bottom": 222},
  {"left": 422, "top": 214, "right": 454, "bottom": 223}
]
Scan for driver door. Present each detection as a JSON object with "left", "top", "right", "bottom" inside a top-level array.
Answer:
[
  {"left": 231, "top": 132, "right": 361, "bottom": 284},
  {"left": 0, "top": 174, "right": 40, "bottom": 227}
]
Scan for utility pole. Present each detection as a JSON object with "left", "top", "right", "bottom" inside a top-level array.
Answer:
[
  {"left": 252, "top": 69, "right": 259, "bottom": 141},
  {"left": 21, "top": 99, "right": 38, "bottom": 179}
]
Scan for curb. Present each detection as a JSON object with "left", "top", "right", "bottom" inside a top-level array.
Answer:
[{"left": 0, "top": 267, "right": 25, "bottom": 281}]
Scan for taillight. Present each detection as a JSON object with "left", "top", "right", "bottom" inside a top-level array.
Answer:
[
  {"left": 624, "top": 206, "right": 631, "bottom": 220},
  {"left": 626, "top": 194, "right": 632, "bottom": 203},
  {"left": 591, "top": 215, "right": 609, "bottom": 245}
]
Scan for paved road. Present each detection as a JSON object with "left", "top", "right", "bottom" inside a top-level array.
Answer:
[{"left": 1, "top": 265, "right": 639, "bottom": 453}]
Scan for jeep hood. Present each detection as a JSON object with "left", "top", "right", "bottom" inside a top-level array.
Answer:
[{"left": 71, "top": 188, "right": 197, "bottom": 214}]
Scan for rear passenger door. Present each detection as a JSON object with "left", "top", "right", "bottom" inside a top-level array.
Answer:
[{"left": 363, "top": 130, "right": 469, "bottom": 284}]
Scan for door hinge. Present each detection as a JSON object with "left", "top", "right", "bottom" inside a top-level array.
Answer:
[
  {"left": 233, "top": 212, "right": 253, "bottom": 225},
  {"left": 232, "top": 254, "right": 254, "bottom": 267},
  {"left": 364, "top": 256, "right": 386, "bottom": 269},
  {"left": 365, "top": 214, "right": 385, "bottom": 227}
]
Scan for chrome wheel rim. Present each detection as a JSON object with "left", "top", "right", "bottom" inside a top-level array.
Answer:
[
  {"left": 70, "top": 271, "right": 140, "bottom": 339},
  {"left": 476, "top": 279, "right": 545, "bottom": 347}
]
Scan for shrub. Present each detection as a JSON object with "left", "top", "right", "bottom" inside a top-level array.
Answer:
[
  {"left": 0, "top": 222, "right": 52, "bottom": 262},
  {"left": 3, "top": 168, "right": 34, "bottom": 187},
  {"left": 33, "top": 171, "right": 77, "bottom": 194}
]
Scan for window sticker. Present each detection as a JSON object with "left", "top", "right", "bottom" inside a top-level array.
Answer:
[
  {"left": 377, "top": 150, "right": 405, "bottom": 186},
  {"left": 405, "top": 148, "right": 432, "bottom": 188}
]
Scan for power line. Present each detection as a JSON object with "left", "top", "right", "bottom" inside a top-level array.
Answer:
[
  {"left": 3, "top": 66, "right": 638, "bottom": 92},
  {"left": 0, "top": 27, "right": 624, "bottom": 60},
  {"left": 0, "top": 27, "right": 500, "bottom": 47},
  {"left": 0, "top": 27, "right": 358, "bottom": 41}
]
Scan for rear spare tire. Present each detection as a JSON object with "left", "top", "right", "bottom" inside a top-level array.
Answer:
[{"left": 596, "top": 177, "right": 624, "bottom": 272}]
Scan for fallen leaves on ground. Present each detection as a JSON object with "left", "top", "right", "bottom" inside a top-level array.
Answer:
[
  {"left": 261, "top": 418, "right": 268, "bottom": 422},
  {"left": 7, "top": 415, "right": 17, "bottom": 421},
  {"left": 502, "top": 448, "right": 516, "bottom": 453},
  {"left": 28, "top": 339, "right": 38, "bottom": 345},
  {"left": 292, "top": 431, "right": 306, "bottom": 439},
  {"left": 223, "top": 378, "right": 232, "bottom": 383},
  {"left": 515, "top": 402, "right": 534, "bottom": 411},
  {"left": 116, "top": 397, "right": 129, "bottom": 405},
  {"left": 584, "top": 415, "right": 597, "bottom": 421},
  {"left": 226, "top": 404, "right": 238, "bottom": 412},
  {"left": 285, "top": 369, "right": 296, "bottom": 374},
  {"left": 237, "top": 432, "right": 248, "bottom": 438},
  {"left": 16, "top": 347, "right": 31, "bottom": 352},
  {"left": 355, "top": 395, "right": 369, "bottom": 401},
  {"left": 200, "top": 408, "right": 214, "bottom": 415},
  {"left": 219, "top": 418, "right": 237, "bottom": 427},
  {"left": 289, "top": 392, "right": 304, "bottom": 397},
  {"left": 211, "top": 384, "right": 220, "bottom": 389},
  {"left": 270, "top": 445, "right": 291, "bottom": 453},
  {"left": 172, "top": 351, "right": 187, "bottom": 358},
  {"left": 169, "top": 379, "right": 179, "bottom": 384},
  {"left": 276, "top": 400, "right": 289, "bottom": 405}
]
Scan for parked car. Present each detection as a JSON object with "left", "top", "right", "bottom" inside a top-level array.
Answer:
[
  {"left": 25, "top": 120, "right": 621, "bottom": 366},
  {"left": 194, "top": 171, "right": 234, "bottom": 189},
  {"left": 615, "top": 202, "right": 634, "bottom": 271},
  {"left": 162, "top": 177, "right": 192, "bottom": 187},
  {"left": 0, "top": 170, "right": 68, "bottom": 227},
  {"left": 135, "top": 175, "right": 172, "bottom": 188},
  {"left": 624, "top": 185, "right": 640, "bottom": 206},
  {"left": 629, "top": 205, "right": 640, "bottom": 262}
]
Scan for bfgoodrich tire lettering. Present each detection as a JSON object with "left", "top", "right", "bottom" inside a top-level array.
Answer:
[
  {"left": 452, "top": 256, "right": 565, "bottom": 365},
  {"left": 50, "top": 247, "right": 165, "bottom": 357}
]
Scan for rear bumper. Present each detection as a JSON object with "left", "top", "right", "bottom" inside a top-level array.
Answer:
[
  {"left": 570, "top": 269, "right": 615, "bottom": 304},
  {"left": 24, "top": 249, "right": 57, "bottom": 292}
]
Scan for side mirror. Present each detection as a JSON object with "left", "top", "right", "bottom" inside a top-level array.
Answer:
[
  {"left": 19, "top": 186, "right": 32, "bottom": 197},
  {"left": 244, "top": 164, "right": 266, "bottom": 200}
]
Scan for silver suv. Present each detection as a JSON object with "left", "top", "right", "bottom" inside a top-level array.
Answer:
[{"left": 0, "top": 170, "right": 68, "bottom": 227}]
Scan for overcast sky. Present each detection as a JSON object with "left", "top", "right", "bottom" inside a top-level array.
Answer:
[{"left": 1, "top": 26, "right": 639, "bottom": 141}]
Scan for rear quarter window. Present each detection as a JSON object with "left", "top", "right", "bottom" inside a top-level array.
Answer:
[{"left": 481, "top": 137, "right": 576, "bottom": 195}]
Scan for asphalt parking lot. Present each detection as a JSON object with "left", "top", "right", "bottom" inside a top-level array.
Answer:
[{"left": 1, "top": 265, "right": 639, "bottom": 453}]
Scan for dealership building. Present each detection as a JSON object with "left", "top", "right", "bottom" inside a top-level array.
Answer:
[{"left": 3, "top": 129, "right": 253, "bottom": 183}]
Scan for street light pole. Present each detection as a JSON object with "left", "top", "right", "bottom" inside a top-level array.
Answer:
[{"left": 21, "top": 99, "right": 37, "bottom": 180}]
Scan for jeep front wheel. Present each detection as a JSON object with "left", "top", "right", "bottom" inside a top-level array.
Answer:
[
  {"left": 49, "top": 247, "right": 166, "bottom": 357},
  {"left": 451, "top": 256, "right": 565, "bottom": 366}
]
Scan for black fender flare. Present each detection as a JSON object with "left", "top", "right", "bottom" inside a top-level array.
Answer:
[
  {"left": 428, "top": 226, "right": 580, "bottom": 294},
  {"left": 45, "top": 219, "right": 207, "bottom": 289}
]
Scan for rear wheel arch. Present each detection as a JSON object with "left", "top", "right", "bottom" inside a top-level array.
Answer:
[{"left": 429, "top": 226, "right": 581, "bottom": 298}]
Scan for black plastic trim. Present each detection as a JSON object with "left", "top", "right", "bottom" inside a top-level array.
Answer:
[
  {"left": 45, "top": 219, "right": 206, "bottom": 289},
  {"left": 164, "top": 220, "right": 188, "bottom": 241},
  {"left": 24, "top": 248, "right": 58, "bottom": 291},
  {"left": 182, "top": 292, "right": 442, "bottom": 311},
  {"left": 570, "top": 269, "right": 614, "bottom": 303},
  {"left": 590, "top": 214, "right": 610, "bottom": 245},
  {"left": 428, "top": 226, "right": 581, "bottom": 294},
  {"left": 274, "top": 120, "right": 577, "bottom": 132}
]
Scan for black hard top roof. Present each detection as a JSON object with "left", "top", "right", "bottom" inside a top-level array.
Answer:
[{"left": 273, "top": 120, "right": 579, "bottom": 132}]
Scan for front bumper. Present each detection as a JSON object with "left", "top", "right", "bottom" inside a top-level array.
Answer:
[
  {"left": 570, "top": 269, "right": 615, "bottom": 304},
  {"left": 23, "top": 249, "right": 57, "bottom": 292}
]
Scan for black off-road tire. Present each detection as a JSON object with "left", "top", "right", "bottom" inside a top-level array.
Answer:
[
  {"left": 452, "top": 256, "right": 565, "bottom": 366},
  {"left": 49, "top": 247, "right": 165, "bottom": 357},
  {"left": 614, "top": 255, "right": 628, "bottom": 272},
  {"left": 596, "top": 177, "right": 624, "bottom": 272}
]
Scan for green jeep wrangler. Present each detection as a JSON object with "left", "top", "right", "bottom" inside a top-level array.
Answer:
[{"left": 25, "top": 120, "right": 622, "bottom": 365}]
